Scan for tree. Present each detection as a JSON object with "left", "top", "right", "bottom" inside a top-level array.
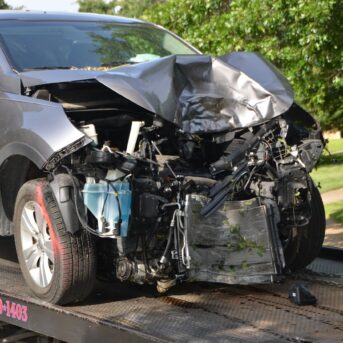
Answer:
[
  {"left": 0, "top": 0, "right": 9, "bottom": 9},
  {"left": 77, "top": 0, "right": 163, "bottom": 18},
  {"left": 77, "top": 0, "right": 114, "bottom": 14}
]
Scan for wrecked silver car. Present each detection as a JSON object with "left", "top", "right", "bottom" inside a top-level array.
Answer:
[{"left": 0, "top": 11, "right": 325, "bottom": 304}]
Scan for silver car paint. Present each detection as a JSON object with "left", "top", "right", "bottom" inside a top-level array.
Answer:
[{"left": 0, "top": 91, "right": 88, "bottom": 169}]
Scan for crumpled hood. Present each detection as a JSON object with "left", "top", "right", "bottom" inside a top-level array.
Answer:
[{"left": 20, "top": 52, "right": 294, "bottom": 134}]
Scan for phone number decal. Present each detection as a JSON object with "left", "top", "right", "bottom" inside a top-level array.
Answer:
[{"left": 0, "top": 297, "right": 28, "bottom": 322}]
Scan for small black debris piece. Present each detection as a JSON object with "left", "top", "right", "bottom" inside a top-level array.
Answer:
[{"left": 289, "top": 283, "right": 317, "bottom": 306}]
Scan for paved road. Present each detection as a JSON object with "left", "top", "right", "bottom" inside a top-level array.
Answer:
[
  {"left": 324, "top": 219, "right": 343, "bottom": 248},
  {"left": 321, "top": 188, "right": 343, "bottom": 204}
]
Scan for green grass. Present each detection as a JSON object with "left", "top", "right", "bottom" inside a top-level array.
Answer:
[
  {"left": 311, "top": 162, "right": 343, "bottom": 193},
  {"left": 311, "top": 152, "right": 343, "bottom": 193},
  {"left": 325, "top": 201, "right": 343, "bottom": 224},
  {"left": 312, "top": 138, "right": 343, "bottom": 193},
  {"left": 311, "top": 139, "right": 343, "bottom": 193},
  {"left": 323, "top": 138, "right": 343, "bottom": 155}
]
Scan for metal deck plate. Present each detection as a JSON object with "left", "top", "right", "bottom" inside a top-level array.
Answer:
[
  {"left": 308, "top": 258, "right": 343, "bottom": 276},
  {"left": 0, "top": 237, "right": 342, "bottom": 342}
]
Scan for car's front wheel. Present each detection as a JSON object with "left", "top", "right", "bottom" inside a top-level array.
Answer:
[
  {"left": 283, "top": 183, "right": 326, "bottom": 271},
  {"left": 14, "top": 179, "right": 96, "bottom": 304}
]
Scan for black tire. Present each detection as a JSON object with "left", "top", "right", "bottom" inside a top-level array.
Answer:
[
  {"left": 285, "top": 183, "right": 326, "bottom": 271},
  {"left": 13, "top": 178, "right": 96, "bottom": 304}
]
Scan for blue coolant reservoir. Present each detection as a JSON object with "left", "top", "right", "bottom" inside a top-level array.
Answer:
[{"left": 82, "top": 181, "right": 132, "bottom": 237}]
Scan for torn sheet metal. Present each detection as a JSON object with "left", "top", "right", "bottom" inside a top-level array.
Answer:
[
  {"left": 185, "top": 195, "right": 282, "bottom": 284},
  {"left": 97, "top": 52, "right": 294, "bottom": 134},
  {"left": 20, "top": 52, "right": 294, "bottom": 134}
]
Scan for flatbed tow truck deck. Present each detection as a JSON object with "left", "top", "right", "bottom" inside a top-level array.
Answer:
[{"left": 0, "top": 237, "right": 342, "bottom": 343}]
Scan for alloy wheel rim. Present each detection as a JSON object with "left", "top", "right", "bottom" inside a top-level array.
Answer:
[{"left": 20, "top": 201, "right": 54, "bottom": 287}]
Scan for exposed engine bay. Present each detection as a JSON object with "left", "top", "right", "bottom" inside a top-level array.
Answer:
[{"left": 22, "top": 53, "right": 325, "bottom": 292}]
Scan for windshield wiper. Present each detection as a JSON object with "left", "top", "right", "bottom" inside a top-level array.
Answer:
[
  {"left": 100, "top": 61, "right": 136, "bottom": 67},
  {"left": 24, "top": 66, "right": 73, "bottom": 71},
  {"left": 24, "top": 62, "right": 136, "bottom": 72}
]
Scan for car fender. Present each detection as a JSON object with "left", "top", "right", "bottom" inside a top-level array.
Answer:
[{"left": 0, "top": 92, "right": 91, "bottom": 170}]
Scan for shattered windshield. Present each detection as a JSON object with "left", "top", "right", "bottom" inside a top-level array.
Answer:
[{"left": 0, "top": 21, "right": 197, "bottom": 71}]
